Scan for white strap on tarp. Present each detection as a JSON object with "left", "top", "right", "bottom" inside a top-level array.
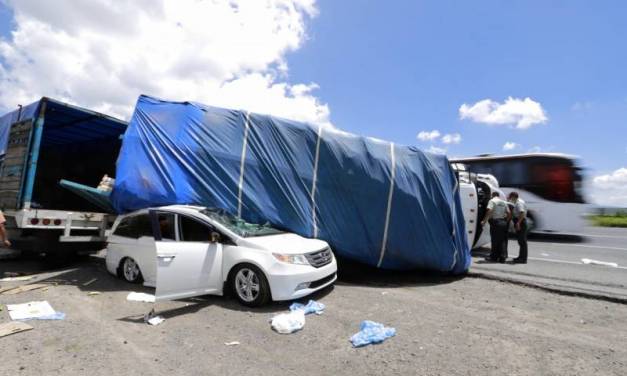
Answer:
[
  {"left": 237, "top": 112, "right": 251, "bottom": 218},
  {"left": 311, "top": 125, "right": 323, "bottom": 238},
  {"left": 449, "top": 173, "right": 460, "bottom": 271},
  {"left": 377, "top": 142, "right": 396, "bottom": 268}
]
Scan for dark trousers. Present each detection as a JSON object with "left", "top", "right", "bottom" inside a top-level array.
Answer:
[
  {"left": 489, "top": 219, "right": 508, "bottom": 261},
  {"left": 515, "top": 220, "right": 528, "bottom": 261}
]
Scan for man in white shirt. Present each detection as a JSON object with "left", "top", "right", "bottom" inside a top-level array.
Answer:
[
  {"left": 508, "top": 191, "right": 528, "bottom": 264},
  {"left": 481, "top": 192, "right": 511, "bottom": 262}
]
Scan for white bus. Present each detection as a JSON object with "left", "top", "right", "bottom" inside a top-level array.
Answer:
[{"left": 450, "top": 153, "right": 589, "bottom": 235}]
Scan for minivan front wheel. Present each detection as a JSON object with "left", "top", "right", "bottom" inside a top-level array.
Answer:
[{"left": 230, "top": 264, "right": 271, "bottom": 307}]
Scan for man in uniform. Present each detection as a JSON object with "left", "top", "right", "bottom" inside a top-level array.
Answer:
[
  {"left": 508, "top": 191, "right": 528, "bottom": 264},
  {"left": 481, "top": 192, "right": 510, "bottom": 263}
]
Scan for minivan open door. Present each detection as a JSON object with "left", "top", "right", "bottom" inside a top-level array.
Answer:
[{"left": 151, "top": 210, "right": 223, "bottom": 301}]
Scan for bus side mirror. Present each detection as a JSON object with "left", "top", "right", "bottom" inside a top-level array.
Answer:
[{"left": 210, "top": 232, "right": 221, "bottom": 243}]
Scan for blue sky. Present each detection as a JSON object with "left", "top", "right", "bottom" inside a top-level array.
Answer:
[
  {"left": 0, "top": 1, "right": 625, "bottom": 204},
  {"left": 286, "top": 0, "right": 627, "bottom": 178}
]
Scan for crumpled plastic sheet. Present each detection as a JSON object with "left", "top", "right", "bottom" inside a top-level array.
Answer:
[
  {"left": 289, "top": 300, "right": 325, "bottom": 315},
  {"left": 350, "top": 320, "right": 396, "bottom": 347},
  {"left": 270, "top": 310, "right": 306, "bottom": 334}
]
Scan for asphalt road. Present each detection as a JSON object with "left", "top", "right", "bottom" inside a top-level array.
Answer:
[{"left": 471, "top": 226, "right": 627, "bottom": 301}]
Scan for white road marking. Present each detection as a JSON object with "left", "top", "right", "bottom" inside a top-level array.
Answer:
[
  {"left": 581, "top": 233, "right": 627, "bottom": 240},
  {"left": 528, "top": 256, "right": 627, "bottom": 270},
  {"left": 528, "top": 257, "right": 582, "bottom": 266},
  {"left": 534, "top": 243, "right": 627, "bottom": 252}
]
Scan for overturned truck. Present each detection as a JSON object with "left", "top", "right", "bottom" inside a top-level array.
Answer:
[{"left": 111, "top": 96, "right": 471, "bottom": 273}]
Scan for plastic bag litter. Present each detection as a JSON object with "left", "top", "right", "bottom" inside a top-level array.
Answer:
[
  {"left": 7, "top": 301, "right": 65, "bottom": 321},
  {"left": 350, "top": 320, "right": 396, "bottom": 347},
  {"left": 126, "top": 292, "right": 155, "bottom": 303},
  {"left": 289, "top": 300, "right": 325, "bottom": 315},
  {"left": 270, "top": 310, "right": 306, "bottom": 334}
]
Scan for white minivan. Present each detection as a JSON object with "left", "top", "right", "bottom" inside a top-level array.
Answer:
[{"left": 105, "top": 205, "right": 337, "bottom": 306}]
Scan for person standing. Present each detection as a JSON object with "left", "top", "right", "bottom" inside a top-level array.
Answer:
[
  {"left": 481, "top": 192, "right": 511, "bottom": 263},
  {"left": 508, "top": 191, "right": 528, "bottom": 264},
  {"left": 0, "top": 209, "right": 11, "bottom": 248}
]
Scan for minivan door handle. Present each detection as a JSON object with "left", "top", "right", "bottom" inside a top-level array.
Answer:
[{"left": 157, "top": 254, "right": 176, "bottom": 262}]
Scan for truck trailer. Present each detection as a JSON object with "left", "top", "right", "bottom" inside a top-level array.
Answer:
[{"left": 0, "top": 97, "right": 127, "bottom": 258}]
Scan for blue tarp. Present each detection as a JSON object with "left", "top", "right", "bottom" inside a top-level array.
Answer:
[{"left": 112, "top": 95, "right": 471, "bottom": 273}]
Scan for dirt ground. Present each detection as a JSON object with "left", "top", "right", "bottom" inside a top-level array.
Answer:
[{"left": 0, "top": 254, "right": 625, "bottom": 376}]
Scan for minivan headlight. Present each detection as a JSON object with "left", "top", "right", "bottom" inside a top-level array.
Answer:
[{"left": 272, "top": 253, "right": 310, "bottom": 265}]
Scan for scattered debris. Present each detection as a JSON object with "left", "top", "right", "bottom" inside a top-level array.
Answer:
[
  {"left": 126, "top": 292, "right": 155, "bottom": 303},
  {"left": 224, "top": 341, "right": 240, "bottom": 346},
  {"left": 146, "top": 316, "right": 165, "bottom": 326},
  {"left": 0, "top": 322, "right": 33, "bottom": 338},
  {"left": 7, "top": 301, "right": 65, "bottom": 320},
  {"left": 87, "top": 291, "right": 101, "bottom": 296},
  {"left": 541, "top": 253, "right": 550, "bottom": 257},
  {"left": 0, "top": 276, "right": 33, "bottom": 282},
  {"left": 350, "top": 320, "right": 396, "bottom": 348},
  {"left": 270, "top": 310, "right": 306, "bottom": 334},
  {"left": 1, "top": 283, "right": 49, "bottom": 295},
  {"left": 289, "top": 300, "right": 325, "bottom": 315},
  {"left": 271, "top": 300, "right": 326, "bottom": 334},
  {"left": 581, "top": 258, "right": 618, "bottom": 268},
  {"left": 143, "top": 308, "right": 164, "bottom": 326},
  {"left": 82, "top": 278, "right": 98, "bottom": 286}
]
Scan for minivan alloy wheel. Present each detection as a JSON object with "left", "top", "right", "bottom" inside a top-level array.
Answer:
[
  {"left": 122, "top": 258, "right": 141, "bottom": 283},
  {"left": 235, "top": 268, "right": 260, "bottom": 302}
]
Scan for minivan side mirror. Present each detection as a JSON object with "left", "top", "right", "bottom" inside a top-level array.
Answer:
[{"left": 210, "top": 232, "right": 221, "bottom": 243}]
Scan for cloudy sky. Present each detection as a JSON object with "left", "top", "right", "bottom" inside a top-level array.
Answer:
[{"left": 0, "top": 0, "right": 625, "bottom": 206}]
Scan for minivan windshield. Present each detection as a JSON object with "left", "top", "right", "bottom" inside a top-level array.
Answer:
[{"left": 201, "top": 209, "right": 284, "bottom": 238}]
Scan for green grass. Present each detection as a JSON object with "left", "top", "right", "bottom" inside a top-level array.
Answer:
[{"left": 591, "top": 214, "right": 627, "bottom": 228}]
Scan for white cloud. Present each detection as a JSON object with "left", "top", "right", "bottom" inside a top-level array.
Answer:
[
  {"left": 441, "top": 133, "right": 461, "bottom": 144},
  {"left": 417, "top": 129, "right": 441, "bottom": 142},
  {"left": 0, "top": 0, "right": 330, "bottom": 125},
  {"left": 502, "top": 141, "right": 519, "bottom": 151},
  {"left": 426, "top": 146, "right": 447, "bottom": 155},
  {"left": 591, "top": 168, "right": 627, "bottom": 207},
  {"left": 459, "top": 97, "right": 548, "bottom": 129}
]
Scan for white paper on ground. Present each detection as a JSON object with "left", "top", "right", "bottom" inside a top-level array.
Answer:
[
  {"left": 581, "top": 258, "right": 618, "bottom": 268},
  {"left": 147, "top": 316, "right": 165, "bottom": 326},
  {"left": 126, "top": 292, "right": 155, "bottom": 303},
  {"left": 224, "top": 341, "right": 240, "bottom": 346},
  {"left": 7, "top": 301, "right": 56, "bottom": 320}
]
